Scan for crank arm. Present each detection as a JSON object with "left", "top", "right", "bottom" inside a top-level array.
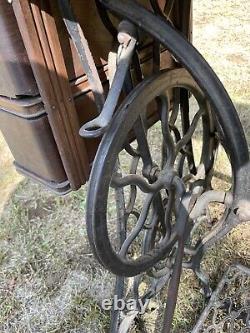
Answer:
[{"left": 79, "top": 21, "right": 137, "bottom": 138}]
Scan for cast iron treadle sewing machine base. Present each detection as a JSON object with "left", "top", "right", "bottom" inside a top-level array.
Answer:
[
  {"left": 1, "top": 0, "right": 249, "bottom": 332},
  {"left": 59, "top": 0, "right": 249, "bottom": 332}
]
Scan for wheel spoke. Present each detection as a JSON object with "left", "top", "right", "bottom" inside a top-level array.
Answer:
[
  {"left": 143, "top": 194, "right": 167, "bottom": 255},
  {"left": 119, "top": 193, "right": 154, "bottom": 257},
  {"left": 152, "top": 192, "right": 167, "bottom": 233},
  {"left": 164, "top": 189, "right": 175, "bottom": 238},
  {"left": 180, "top": 88, "right": 197, "bottom": 174},
  {"left": 159, "top": 95, "right": 176, "bottom": 167},
  {"left": 169, "top": 88, "right": 180, "bottom": 127},
  {"left": 111, "top": 173, "right": 163, "bottom": 193},
  {"left": 133, "top": 116, "right": 154, "bottom": 178},
  {"left": 175, "top": 108, "right": 204, "bottom": 156},
  {"left": 126, "top": 156, "right": 140, "bottom": 214},
  {"left": 177, "top": 153, "right": 186, "bottom": 178},
  {"left": 124, "top": 142, "right": 140, "bottom": 157},
  {"left": 170, "top": 124, "right": 182, "bottom": 144}
]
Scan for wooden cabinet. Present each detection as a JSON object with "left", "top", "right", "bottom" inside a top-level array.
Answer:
[{"left": 0, "top": 0, "right": 191, "bottom": 193}]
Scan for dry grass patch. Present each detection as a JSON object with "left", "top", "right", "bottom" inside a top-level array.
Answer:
[{"left": 0, "top": 181, "right": 112, "bottom": 332}]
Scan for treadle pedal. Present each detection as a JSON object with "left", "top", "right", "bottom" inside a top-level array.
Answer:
[{"left": 192, "top": 264, "right": 250, "bottom": 333}]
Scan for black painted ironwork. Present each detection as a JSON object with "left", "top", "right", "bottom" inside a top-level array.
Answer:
[
  {"left": 59, "top": 0, "right": 250, "bottom": 332},
  {"left": 192, "top": 264, "right": 250, "bottom": 333}
]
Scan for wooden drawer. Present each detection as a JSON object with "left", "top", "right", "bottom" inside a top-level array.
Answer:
[{"left": 0, "top": 96, "right": 70, "bottom": 194}]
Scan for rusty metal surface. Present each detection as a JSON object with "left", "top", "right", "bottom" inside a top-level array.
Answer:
[
  {"left": 78, "top": 20, "right": 138, "bottom": 138},
  {"left": 192, "top": 265, "right": 250, "bottom": 333},
  {"left": 85, "top": 1, "right": 249, "bottom": 332},
  {"left": 0, "top": 0, "right": 249, "bottom": 332}
]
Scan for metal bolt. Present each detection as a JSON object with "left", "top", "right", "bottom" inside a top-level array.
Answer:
[{"left": 117, "top": 32, "right": 131, "bottom": 47}]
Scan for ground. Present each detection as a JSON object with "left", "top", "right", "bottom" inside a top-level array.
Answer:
[{"left": 0, "top": 1, "right": 249, "bottom": 332}]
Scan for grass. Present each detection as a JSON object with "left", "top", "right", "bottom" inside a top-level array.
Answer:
[
  {"left": 0, "top": 181, "right": 113, "bottom": 332},
  {"left": 0, "top": 1, "right": 250, "bottom": 332},
  {"left": 0, "top": 134, "right": 23, "bottom": 215}
]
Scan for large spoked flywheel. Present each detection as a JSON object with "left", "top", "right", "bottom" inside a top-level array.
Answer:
[
  {"left": 87, "top": 68, "right": 219, "bottom": 277},
  {"left": 85, "top": 1, "right": 249, "bottom": 331}
]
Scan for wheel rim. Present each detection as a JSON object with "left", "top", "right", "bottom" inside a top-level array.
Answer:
[{"left": 87, "top": 68, "right": 217, "bottom": 277}]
